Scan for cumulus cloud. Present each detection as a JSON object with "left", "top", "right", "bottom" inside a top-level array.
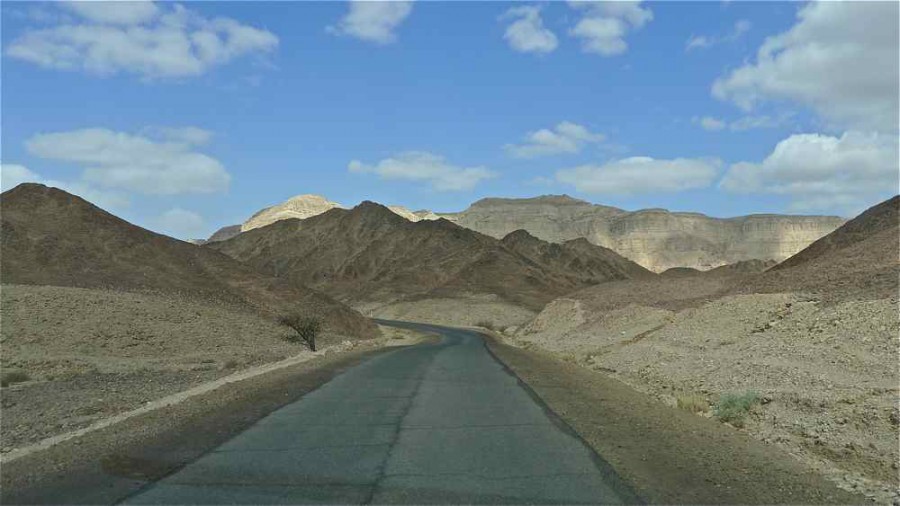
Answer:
[
  {"left": 506, "top": 121, "right": 606, "bottom": 158},
  {"left": 0, "top": 163, "right": 130, "bottom": 211},
  {"left": 151, "top": 207, "right": 207, "bottom": 239},
  {"left": 328, "top": 1, "right": 412, "bottom": 45},
  {"left": 694, "top": 116, "right": 726, "bottom": 132},
  {"left": 692, "top": 113, "right": 790, "bottom": 132},
  {"left": 348, "top": 151, "right": 495, "bottom": 191},
  {"left": 60, "top": 1, "right": 160, "bottom": 25},
  {"left": 144, "top": 126, "right": 214, "bottom": 145},
  {"left": 686, "top": 19, "right": 750, "bottom": 51},
  {"left": 6, "top": 2, "right": 278, "bottom": 79},
  {"left": 25, "top": 128, "right": 230, "bottom": 195},
  {"left": 501, "top": 6, "right": 558, "bottom": 54},
  {"left": 556, "top": 156, "right": 721, "bottom": 194},
  {"left": 568, "top": 1, "right": 652, "bottom": 56},
  {"left": 721, "top": 131, "right": 898, "bottom": 213},
  {"left": 712, "top": 2, "right": 899, "bottom": 133}
]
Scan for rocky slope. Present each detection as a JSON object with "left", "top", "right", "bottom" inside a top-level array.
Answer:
[
  {"left": 508, "top": 195, "right": 900, "bottom": 503},
  {"left": 209, "top": 202, "right": 653, "bottom": 312},
  {"left": 0, "top": 183, "right": 377, "bottom": 340},
  {"left": 440, "top": 195, "right": 845, "bottom": 272},
  {"left": 730, "top": 195, "right": 899, "bottom": 302}
]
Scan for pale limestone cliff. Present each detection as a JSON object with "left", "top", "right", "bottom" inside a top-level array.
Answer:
[
  {"left": 387, "top": 206, "right": 440, "bottom": 222},
  {"left": 441, "top": 195, "right": 845, "bottom": 272},
  {"left": 241, "top": 194, "right": 344, "bottom": 232}
]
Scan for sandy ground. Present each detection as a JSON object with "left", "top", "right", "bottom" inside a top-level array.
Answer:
[
  {"left": 0, "top": 284, "right": 372, "bottom": 453},
  {"left": 510, "top": 292, "right": 899, "bottom": 504},
  {"left": 359, "top": 294, "right": 537, "bottom": 328}
]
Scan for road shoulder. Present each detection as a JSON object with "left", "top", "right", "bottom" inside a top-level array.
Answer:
[
  {"left": 1, "top": 344, "right": 398, "bottom": 505},
  {"left": 483, "top": 334, "right": 866, "bottom": 505}
]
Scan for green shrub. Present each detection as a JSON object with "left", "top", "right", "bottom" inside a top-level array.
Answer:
[
  {"left": 278, "top": 314, "right": 322, "bottom": 351},
  {"left": 714, "top": 391, "right": 760, "bottom": 427},
  {"left": 1, "top": 370, "right": 30, "bottom": 387},
  {"left": 676, "top": 393, "right": 709, "bottom": 414}
]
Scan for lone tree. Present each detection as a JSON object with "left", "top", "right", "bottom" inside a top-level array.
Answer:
[{"left": 278, "top": 314, "right": 322, "bottom": 352}]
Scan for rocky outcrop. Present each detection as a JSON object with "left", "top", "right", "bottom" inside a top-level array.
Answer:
[
  {"left": 242, "top": 194, "right": 343, "bottom": 232},
  {"left": 441, "top": 195, "right": 845, "bottom": 272},
  {"left": 204, "top": 224, "right": 241, "bottom": 244}
]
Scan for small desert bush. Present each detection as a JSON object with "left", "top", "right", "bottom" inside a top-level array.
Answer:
[
  {"left": 676, "top": 393, "right": 709, "bottom": 414},
  {"left": 714, "top": 391, "right": 760, "bottom": 427},
  {"left": 475, "top": 320, "right": 495, "bottom": 330},
  {"left": 1, "top": 370, "right": 30, "bottom": 387},
  {"left": 278, "top": 314, "right": 322, "bottom": 351}
]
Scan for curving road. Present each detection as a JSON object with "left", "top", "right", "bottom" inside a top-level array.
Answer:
[{"left": 123, "top": 320, "right": 638, "bottom": 504}]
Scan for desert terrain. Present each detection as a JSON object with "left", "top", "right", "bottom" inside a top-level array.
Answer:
[
  {"left": 209, "top": 200, "right": 653, "bottom": 317},
  {"left": 501, "top": 196, "right": 900, "bottom": 503},
  {"left": 0, "top": 184, "right": 896, "bottom": 504},
  {"left": 204, "top": 193, "right": 845, "bottom": 272},
  {"left": 0, "top": 184, "right": 381, "bottom": 453}
]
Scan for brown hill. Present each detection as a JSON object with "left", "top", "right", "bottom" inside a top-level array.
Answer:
[
  {"left": 0, "top": 183, "right": 377, "bottom": 339},
  {"left": 731, "top": 196, "right": 899, "bottom": 302},
  {"left": 210, "top": 202, "right": 651, "bottom": 311},
  {"left": 705, "top": 259, "right": 777, "bottom": 276},
  {"left": 500, "top": 230, "right": 654, "bottom": 284}
]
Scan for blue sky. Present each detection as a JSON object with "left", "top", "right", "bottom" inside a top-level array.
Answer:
[{"left": 2, "top": 1, "right": 897, "bottom": 239}]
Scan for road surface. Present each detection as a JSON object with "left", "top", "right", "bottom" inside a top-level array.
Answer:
[{"left": 123, "top": 320, "right": 638, "bottom": 504}]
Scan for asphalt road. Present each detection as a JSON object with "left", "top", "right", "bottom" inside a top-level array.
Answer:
[{"left": 122, "top": 320, "right": 638, "bottom": 504}]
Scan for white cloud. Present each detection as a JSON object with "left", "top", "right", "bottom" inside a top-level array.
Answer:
[
  {"left": 328, "top": 1, "right": 412, "bottom": 45},
  {"left": 721, "top": 131, "right": 898, "bottom": 213},
  {"left": 501, "top": 6, "right": 558, "bottom": 54},
  {"left": 686, "top": 19, "right": 750, "bottom": 51},
  {"left": 1, "top": 164, "right": 41, "bottom": 192},
  {"left": 712, "top": 2, "right": 899, "bottom": 133},
  {"left": 506, "top": 121, "right": 606, "bottom": 158},
  {"left": 0, "top": 163, "right": 130, "bottom": 211},
  {"left": 145, "top": 126, "right": 214, "bottom": 145},
  {"left": 25, "top": 128, "right": 230, "bottom": 195},
  {"left": 348, "top": 151, "right": 495, "bottom": 191},
  {"left": 6, "top": 3, "right": 278, "bottom": 79},
  {"left": 694, "top": 116, "right": 726, "bottom": 132},
  {"left": 60, "top": 1, "right": 160, "bottom": 25},
  {"left": 569, "top": 1, "right": 652, "bottom": 56},
  {"left": 685, "top": 35, "right": 713, "bottom": 51},
  {"left": 556, "top": 156, "right": 721, "bottom": 194},
  {"left": 692, "top": 113, "right": 790, "bottom": 132},
  {"left": 151, "top": 207, "right": 207, "bottom": 239}
]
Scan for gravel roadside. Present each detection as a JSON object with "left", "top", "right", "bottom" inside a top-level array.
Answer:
[
  {"left": 483, "top": 333, "right": 868, "bottom": 505},
  {"left": 0, "top": 343, "right": 398, "bottom": 505}
]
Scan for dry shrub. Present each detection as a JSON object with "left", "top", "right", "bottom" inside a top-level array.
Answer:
[{"left": 676, "top": 393, "right": 709, "bottom": 414}]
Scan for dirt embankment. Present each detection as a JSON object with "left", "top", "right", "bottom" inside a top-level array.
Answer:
[
  {"left": 509, "top": 289, "right": 899, "bottom": 504},
  {"left": 0, "top": 284, "right": 369, "bottom": 452}
]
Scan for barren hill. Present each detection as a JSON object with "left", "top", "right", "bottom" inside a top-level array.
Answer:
[
  {"left": 0, "top": 183, "right": 376, "bottom": 339},
  {"left": 500, "top": 229, "right": 654, "bottom": 285},
  {"left": 440, "top": 195, "right": 845, "bottom": 272},
  {"left": 210, "top": 202, "right": 650, "bottom": 311},
  {"left": 730, "top": 195, "right": 899, "bottom": 302}
]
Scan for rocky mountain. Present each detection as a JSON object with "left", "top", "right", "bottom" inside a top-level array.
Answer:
[
  {"left": 0, "top": 183, "right": 377, "bottom": 339},
  {"left": 209, "top": 201, "right": 652, "bottom": 311},
  {"left": 203, "top": 196, "right": 441, "bottom": 244},
  {"left": 439, "top": 195, "right": 845, "bottom": 272},
  {"left": 730, "top": 195, "right": 899, "bottom": 302},
  {"left": 242, "top": 194, "right": 343, "bottom": 232}
]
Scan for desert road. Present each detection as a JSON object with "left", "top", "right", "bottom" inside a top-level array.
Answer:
[{"left": 122, "top": 320, "right": 639, "bottom": 504}]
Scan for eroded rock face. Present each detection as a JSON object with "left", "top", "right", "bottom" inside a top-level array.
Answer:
[
  {"left": 241, "top": 194, "right": 344, "bottom": 232},
  {"left": 441, "top": 195, "right": 845, "bottom": 272}
]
